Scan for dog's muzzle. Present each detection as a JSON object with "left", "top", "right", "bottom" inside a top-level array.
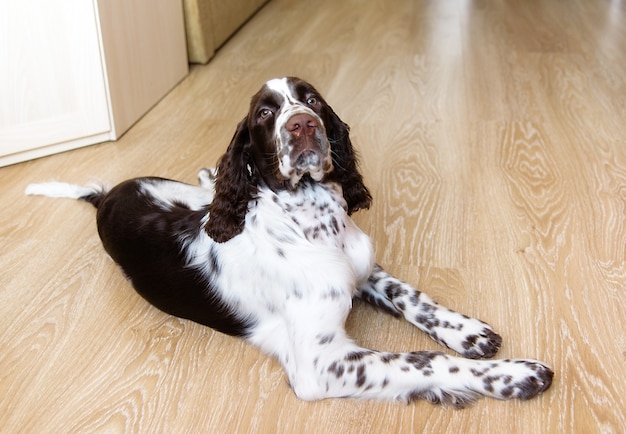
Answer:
[{"left": 277, "top": 111, "right": 332, "bottom": 185}]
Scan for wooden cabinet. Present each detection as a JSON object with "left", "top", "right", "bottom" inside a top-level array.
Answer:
[
  {"left": 0, "top": 0, "right": 188, "bottom": 167},
  {"left": 183, "top": 0, "right": 267, "bottom": 64}
]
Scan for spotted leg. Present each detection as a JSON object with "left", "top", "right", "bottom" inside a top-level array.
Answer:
[
  {"left": 357, "top": 264, "right": 503, "bottom": 359},
  {"left": 305, "top": 348, "right": 554, "bottom": 407},
  {"left": 263, "top": 296, "right": 552, "bottom": 407}
]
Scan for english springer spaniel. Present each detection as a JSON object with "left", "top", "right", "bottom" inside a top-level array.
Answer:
[{"left": 26, "top": 77, "right": 553, "bottom": 407}]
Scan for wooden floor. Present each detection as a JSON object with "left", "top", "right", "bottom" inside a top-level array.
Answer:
[{"left": 2, "top": 0, "right": 625, "bottom": 432}]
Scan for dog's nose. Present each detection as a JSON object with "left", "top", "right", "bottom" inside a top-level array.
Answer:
[{"left": 286, "top": 114, "right": 318, "bottom": 137}]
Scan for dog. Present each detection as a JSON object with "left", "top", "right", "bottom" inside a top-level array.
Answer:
[{"left": 26, "top": 77, "right": 553, "bottom": 407}]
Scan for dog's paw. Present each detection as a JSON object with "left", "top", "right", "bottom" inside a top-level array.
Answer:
[
  {"left": 458, "top": 325, "right": 503, "bottom": 359},
  {"left": 421, "top": 308, "right": 502, "bottom": 359},
  {"left": 475, "top": 359, "right": 554, "bottom": 400},
  {"left": 198, "top": 168, "right": 217, "bottom": 188}
]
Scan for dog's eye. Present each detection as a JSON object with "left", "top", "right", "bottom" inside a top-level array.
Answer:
[
  {"left": 259, "top": 108, "right": 273, "bottom": 119},
  {"left": 306, "top": 97, "right": 318, "bottom": 106}
]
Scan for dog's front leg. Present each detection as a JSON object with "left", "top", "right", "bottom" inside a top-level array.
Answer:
[{"left": 357, "top": 264, "right": 502, "bottom": 359}]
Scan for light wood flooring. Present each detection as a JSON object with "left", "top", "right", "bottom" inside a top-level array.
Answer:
[{"left": 1, "top": 0, "right": 625, "bottom": 432}]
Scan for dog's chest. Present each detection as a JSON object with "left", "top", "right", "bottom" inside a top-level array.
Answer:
[
  {"left": 257, "top": 184, "right": 349, "bottom": 249},
  {"left": 283, "top": 188, "right": 347, "bottom": 247},
  {"left": 221, "top": 182, "right": 373, "bottom": 308}
]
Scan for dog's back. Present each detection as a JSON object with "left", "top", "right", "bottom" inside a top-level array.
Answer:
[{"left": 26, "top": 177, "right": 252, "bottom": 336}]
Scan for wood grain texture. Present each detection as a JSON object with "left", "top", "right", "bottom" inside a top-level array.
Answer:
[{"left": 1, "top": 0, "right": 625, "bottom": 432}]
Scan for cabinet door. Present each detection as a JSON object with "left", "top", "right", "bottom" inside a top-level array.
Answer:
[{"left": 0, "top": 0, "right": 112, "bottom": 166}]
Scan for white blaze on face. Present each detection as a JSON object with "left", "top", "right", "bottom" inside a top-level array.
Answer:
[{"left": 265, "top": 78, "right": 332, "bottom": 186}]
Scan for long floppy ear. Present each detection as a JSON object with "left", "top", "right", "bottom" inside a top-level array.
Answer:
[
  {"left": 325, "top": 107, "right": 372, "bottom": 214},
  {"left": 206, "top": 117, "right": 256, "bottom": 243}
]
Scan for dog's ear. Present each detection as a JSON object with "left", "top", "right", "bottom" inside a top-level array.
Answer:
[
  {"left": 325, "top": 107, "right": 372, "bottom": 214},
  {"left": 206, "top": 117, "right": 256, "bottom": 243}
]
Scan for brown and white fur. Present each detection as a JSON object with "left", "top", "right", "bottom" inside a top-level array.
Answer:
[{"left": 26, "top": 77, "right": 553, "bottom": 407}]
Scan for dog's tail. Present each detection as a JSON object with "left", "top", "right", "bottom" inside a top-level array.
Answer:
[{"left": 25, "top": 182, "right": 108, "bottom": 208}]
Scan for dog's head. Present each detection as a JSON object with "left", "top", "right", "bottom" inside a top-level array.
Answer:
[
  {"left": 206, "top": 77, "right": 371, "bottom": 242},
  {"left": 251, "top": 77, "right": 334, "bottom": 186}
]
